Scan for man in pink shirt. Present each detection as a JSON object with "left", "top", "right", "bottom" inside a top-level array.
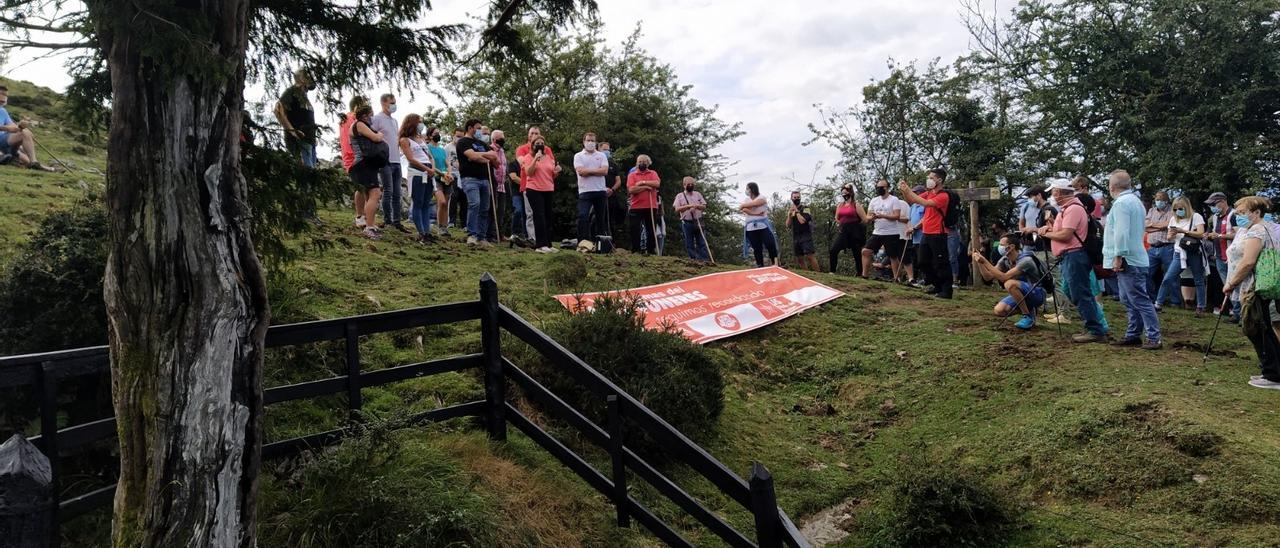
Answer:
[
  {"left": 1037, "top": 179, "right": 1107, "bottom": 342},
  {"left": 672, "top": 176, "right": 710, "bottom": 261}
]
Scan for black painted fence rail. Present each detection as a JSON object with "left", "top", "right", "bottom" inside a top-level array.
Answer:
[{"left": 0, "top": 274, "right": 809, "bottom": 548}]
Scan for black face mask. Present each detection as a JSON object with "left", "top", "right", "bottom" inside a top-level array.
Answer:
[
  {"left": 431, "top": 134, "right": 441, "bottom": 143},
  {"left": 876, "top": 187, "right": 887, "bottom": 196},
  {"left": 685, "top": 185, "right": 694, "bottom": 192},
  {"left": 792, "top": 198, "right": 801, "bottom": 205},
  {"left": 305, "top": 83, "right": 316, "bottom": 91},
  {"left": 638, "top": 164, "right": 650, "bottom": 171},
  {"left": 842, "top": 192, "right": 852, "bottom": 199},
  {"left": 494, "top": 138, "right": 506, "bottom": 147}
]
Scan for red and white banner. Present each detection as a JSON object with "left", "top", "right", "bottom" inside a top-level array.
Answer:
[{"left": 553, "top": 266, "right": 845, "bottom": 344}]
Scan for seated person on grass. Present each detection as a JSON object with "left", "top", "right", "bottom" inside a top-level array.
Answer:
[
  {"left": 0, "top": 85, "right": 58, "bottom": 172},
  {"left": 972, "top": 234, "right": 1047, "bottom": 330}
]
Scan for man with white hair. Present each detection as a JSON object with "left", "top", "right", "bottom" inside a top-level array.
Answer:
[
  {"left": 1103, "top": 169, "right": 1161, "bottom": 349},
  {"left": 1037, "top": 178, "right": 1109, "bottom": 343}
]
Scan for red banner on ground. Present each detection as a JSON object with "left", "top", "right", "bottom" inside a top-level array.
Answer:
[{"left": 553, "top": 266, "right": 845, "bottom": 344}]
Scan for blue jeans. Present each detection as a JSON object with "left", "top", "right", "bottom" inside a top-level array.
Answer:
[
  {"left": 1148, "top": 245, "right": 1181, "bottom": 306},
  {"left": 1117, "top": 265, "right": 1161, "bottom": 342},
  {"left": 1216, "top": 257, "right": 1242, "bottom": 317},
  {"left": 408, "top": 174, "right": 433, "bottom": 235},
  {"left": 948, "top": 231, "right": 962, "bottom": 280},
  {"left": 1061, "top": 250, "right": 1106, "bottom": 336},
  {"left": 1160, "top": 252, "right": 1206, "bottom": 310},
  {"left": 379, "top": 163, "right": 402, "bottom": 225},
  {"left": 461, "top": 177, "right": 491, "bottom": 239},
  {"left": 682, "top": 220, "right": 710, "bottom": 261},
  {"left": 298, "top": 141, "right": 317, "bottom": 168},
  {"left": 511, "top": 191, "right": 528, "bottom": 238}
]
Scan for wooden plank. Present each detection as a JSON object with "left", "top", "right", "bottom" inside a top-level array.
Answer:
[
  {"left": 955, "top": 186, "right": 1001, "bottom": 201},
  {"left": 58, "top": 484, "right": 114, "bottom": 520},
  {"left": 504, "top": 359, "right": 609, "bottom": 447},
  {"left": 624, "top": 448, "right": 755, "bottom": 548},
  {"left": 263, "top": 377, "right": 349, "bottom": 405},
  {"left": 358, "top": 354, "right": 480, "bottom": 388}
]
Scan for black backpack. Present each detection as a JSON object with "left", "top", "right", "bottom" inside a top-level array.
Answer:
[
  {"left": 1066, "top": 203, "right": 1111, "bottom": 279},
  {"left": 351, "top": 121, "right": 389, "bottom": 169},
  {"left": 943, "top": 189, "right": 963, "bottom": 229},
  {"left": 1027, "top": 253, "right": 1055, "bottom": 293}
]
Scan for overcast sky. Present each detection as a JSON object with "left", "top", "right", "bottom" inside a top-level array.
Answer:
[{"left": 3, "top": 0, "right": 978, "bottom": 201}]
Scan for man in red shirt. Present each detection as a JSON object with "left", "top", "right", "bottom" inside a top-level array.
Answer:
[
  {"left": 899, "top": 168, "right": 953, "bottom": 299},
  {"left": 1037, "top": 179, "right": 1108, "bottom": 342},
  {"left": 627, "top": 154, "right": 661, "bottom": 254},
  {"left": 340, "top": 95, "right": 369, "bottom": 227}
]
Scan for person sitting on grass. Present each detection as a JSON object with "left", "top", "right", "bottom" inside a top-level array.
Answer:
[
  {"left": 0, "top": 85, "right": 58, "bottom": 171},
  {"left": 972, "top": 234, "right": 1047, "bottom": 330}
]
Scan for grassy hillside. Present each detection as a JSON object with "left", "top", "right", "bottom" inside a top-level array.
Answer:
[{"left": 5, "top": 75, "right": 1280, "bottom": 546}]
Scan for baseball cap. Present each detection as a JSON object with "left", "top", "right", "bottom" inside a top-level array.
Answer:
[
  {"left": 1204, "top": 192, "right": 1227, "bottom": 205},
  {"left": 1047, "top": 179, "right": 1074, "bottom": 192},
  {"left": 1022, "top": 184, "right": 1047, "bottom": 198},
  {"left": 912, "top": 185, "right": 925, "bottom": 194}
]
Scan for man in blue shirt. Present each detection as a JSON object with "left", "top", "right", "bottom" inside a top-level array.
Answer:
[
  {"left": 0, "top": 85, "right": 57, "bottom": 171},
  {"left": 1103, "top": 169, "right": 1161, "bottom": 350}
]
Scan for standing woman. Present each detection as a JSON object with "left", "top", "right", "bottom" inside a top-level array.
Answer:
[
  {"left": 829, "top": 183, "right": 868, "bottom": 275},
  {"left": 518, "top": 135, "right": 560, "bottom": 253},
  {"left": 1161, "top": 195, "right": 1207, "bottom": 315},
  {"left": 740, "top": 182, "right": 778, "bottom": 267},
  {"left": 426, "top": 127, "right": 453, "bottom": 237},
  {"left": 398, "top": 114, "right": 438, "bottom": 243},
  {"left": 350, "top": 104, "right": 386, "bottom": 240},
  {"left": 1222, "top": 196, "right": 1280, "bottom": 390}
]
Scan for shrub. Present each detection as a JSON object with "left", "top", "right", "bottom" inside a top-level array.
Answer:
[
  {"left": 258, "top": 422, "right": 501, "bottom": 547},
  {"left": 526, "top": 293, "right": 725, "bottom": 461},
  {"left": 543, "top": 252, "right": 589, "bottom": 290},
  {"left": 861, "top": 451, "right": 1021, "bottom": 547},
  {"left": 0, "top": 201, "right": 108, "bottom": 354}
]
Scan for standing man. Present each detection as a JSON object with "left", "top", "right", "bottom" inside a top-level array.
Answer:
[
  {"left": 1205, "top": 191, "right": 1241, "bottom": 323},
  {"left": 674, "top": 177, "right": 711, "bottom": 262},
  {"left": 627, "top": 155, "right": 661, "bottom": 255},
  {"left": 371, "top": 94, "right": 409, "bottom": 233},
  {"left": 273, "top": 70, "right": 319, "bottom": 169},
  {"left": 573, "top": 132, "right": 611, "bottom": 246},
  {"left": 1145, "top": 190, "right": 1178, "bottom": 306},
  {"left": 863, "top": 179, "right": 909, "bottom": 280},
  {"left": 899, "top": 168, "right": 953, "bottom": 299},
  {"left": 486, "top": 128, "right": 508, "bottom": 243},
  {"left": 787, "top": 190, "right": 819, "bottom": 271},
  {"left": 1038, "top": 179, "right": 1108, "bottom": 343},
  {"left": 1104, "top": 170, "right": 1161, "bottom": 349},
  {"left": 456, "top": 119, "right": 499, "bottom": 247}
]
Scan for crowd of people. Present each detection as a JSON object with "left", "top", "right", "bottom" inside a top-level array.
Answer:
[{"left": 272, "top": 73, "right": 1278, "bottom": 391}]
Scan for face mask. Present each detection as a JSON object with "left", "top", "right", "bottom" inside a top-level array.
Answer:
[
  {"left": 1155, "top": 200, "right": 1168, "bottom": 210},
  {"left": 601, "top": 150, "right": 611, "bottom": 159},
  {"left": 998, "top": 245, "right": 1008, "bottom": 256},
  {"left": 638, "top": 164, "right": 650, "bottom": 171},
  {"left": 1236, "top": 214, "right": 1251, "bottom": 228},
  {"left": 926, "top": 180, "right": 937, "bottom": 190},
  {"left": 388, "top": 104, "right": 397, "bottom": 114},
  {"left": 876, "top": 187, "right": 887, "bottom": 196},
  {"left": 584, "top": 141, "right": 597, "bottom": 152},
  {"left": 686, "top": 185, "right": 695, "bottom": 192},
  {"left": 792, "top": 198, "right": 801, "bottom": 205},
  {"left": 478, "top": 132, "right": 490, "bottom": 144},
  {"left": 431, "top": 134, "right": 441, "bottom": 143},
  {"left": 1175, "top": 208, "right": 1187, "bottom": 218},
  {"left": 417, "top": 123, "right": 426, "bottom": 135},
  {"left": 1267, "top": 214, "right": 1277, "bottom": 223},
  {"left": 305, "top": 83, "right": 316, "bottom": 91},
  {"left": 842, "top": 192, "right": 852, "bottom": 199},
  {"left": 494, "top": 138, "right": 505, "bottom": 147}
]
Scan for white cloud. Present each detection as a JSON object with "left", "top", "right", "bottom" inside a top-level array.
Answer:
[{"left": 1, "top": 0, "right": 975, "bottom": 203}]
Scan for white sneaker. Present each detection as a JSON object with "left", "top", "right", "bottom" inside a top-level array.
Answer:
[
  {"left": 536, "top": 246, "right": 552, "bottom": 254},
  {"left": 355, "top": 216, "right": 367, "bottom": 228},
  {"left": 362, "top": 227, "right": 380, "bottom": 240},
  {"left": 466, "top": 236, "right": 479, "bottom": 246},
  {"left": 1248, "top": 378, "right": 1280, "bottom": 390},
  {"left": 547, "top": 246, "right": 559, "bottom": 253},
  {"left": 1252, "top": 375, "right": 1263, "bottom": 381},
  {"left": 1044, "top": 314, "right": 1072, "bottom": 325}
]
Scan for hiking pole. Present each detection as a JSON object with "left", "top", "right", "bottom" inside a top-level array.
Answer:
[
  {"left": 996, "top": 256, "right": 1061, "bottom": 331},
  {"left": 648, "top": 188, "right": 661, "bottom": 256},
  {"left": 32, "top": 135, "right": 74, "bottom": 173},
  {"left": 696, "top": 215, "right": 716, "bottom": 265},
  {"left": 1202, "top": 294, "right": 1232, "bottom": 364},
  {"left": 486, "top": 165, "right": 502, "bottom": 243}
]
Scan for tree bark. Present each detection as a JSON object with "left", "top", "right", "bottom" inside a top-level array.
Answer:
[{"left": 95, "top": 1, "right": 266, "bottom": 546}]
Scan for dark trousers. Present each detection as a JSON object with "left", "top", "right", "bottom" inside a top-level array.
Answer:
[
  {"left": 1242, "top": 295, "right": 1280, "bottom": 382},
  {"left": 577, "top": 191, "right": 609, "bottom": 242},
  {"left": 630, "top": 209, "right": 658, "bottom": 255},
  {"left": 829, "top": 222, "right": 864, "bottom": 274},
  {"left": 746, "top": 227, "right": 778, "bottom": 267},
  {"left": 450, "top": 183, "right": 468, "bottom": 228},
  {"left": 921, "top": 233, "right": 953, "bottom": 296},
  {"left": 525, "top": 189, "right": 554, "bottom": 249}
]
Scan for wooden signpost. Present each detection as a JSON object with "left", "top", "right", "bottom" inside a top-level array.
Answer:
[{"left": 958, "top": 182, "right": 1002, "bottom": 286}]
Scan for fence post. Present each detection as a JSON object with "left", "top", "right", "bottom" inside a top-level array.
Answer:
[
  {"left": 344, "top": 321, "right": 363, "bottom": 419},
  {"left": 0, "top": 434, "right": 54, "bottom": 548},
  {"left": 749, "top": 461, "right": 781, "bottom": 548},
  {"left": 480, "top": 274, "right": 506, "bottom": 441},
  {"left": 606, "top": 395, "right": 630, "bottom": 528}
]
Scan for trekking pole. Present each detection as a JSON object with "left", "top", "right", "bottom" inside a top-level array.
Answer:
[
  {"left": 648, "top": 188, "right": 661, "bottom": 256},
  {"left": 1202, "top": 294, "right": 1232, "bottom": 365},
  {"left": 486, "top": 165, "right": 502, "bottom": 243},
  {"left": 996, "top": 256, "right": 1061, "bottom": 332},
  {"left": 696, "top": 215, "right": 716, "bottom": 265},
  {"left": 32, "top": 135, "right": 74, "bottom": 173}
]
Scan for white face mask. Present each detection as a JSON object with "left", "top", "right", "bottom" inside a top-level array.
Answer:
[
  {"left": 584, "top": 141, "right": 597, "bottom": 152},
  {"left": 387, "top": 103, "right": 397, "bottom": 114},
  {"left": 925, "top": 180, "right": 937, "bottom": 190}
]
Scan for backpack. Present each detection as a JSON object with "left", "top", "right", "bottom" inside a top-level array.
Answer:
[
  {"left": 1066, "top": 203, "right": 1112, "bottom": 279},
  {"left": 351, "top": 121, "right": 389, "bottom": 169},
  {"left": 943, "top": 189, "right": 963, "bottom": 229},
  {"left": 1027, "top": 253, "right": 1055, "bottom": 294}
]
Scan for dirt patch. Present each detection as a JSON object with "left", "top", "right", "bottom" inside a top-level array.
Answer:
[{"left": 800, "top": 498, "right": 866, "bottom": 547}]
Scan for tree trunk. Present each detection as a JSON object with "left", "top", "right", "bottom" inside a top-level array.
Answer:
[{"left": 96, "top": 1, "right": 266, "bottom": 546}]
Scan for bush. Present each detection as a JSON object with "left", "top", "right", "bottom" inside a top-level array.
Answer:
[
  {"left": 527, "top": 293, "right": 725, "bottom": 461},
  {"left": 258, "top": 422, "right": 501, "bottom": 547},
  {"left": 543, "top": 252, "right": 589, "bottom": 290},
  {"left": 861, "top": 451, "right": 1021, "bottom": 547},
  {"left": 0, "top": 202, "right": 108, "bottom": 354}
]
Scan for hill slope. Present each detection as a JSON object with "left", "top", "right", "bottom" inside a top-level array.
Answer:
[{"left": 4, "top": 75, "right": 1280, "bottom": 546}]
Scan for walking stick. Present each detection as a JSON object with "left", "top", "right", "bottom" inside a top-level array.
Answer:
[
  {"left": 648, "top": 188, "right": 662, "bottom": 256},
  {"left": 486, "top": 165, "right": 502, "bottom": 243},
  {"left": 1203, "top": 294, "right": 1232, "bottom": 364},
  {"left": 32, "top": 135, "right": 74, "bottom": 173},
  {"left": 695, "top": 215, "right": 716, "bottom": 265},
  {"left": 996, "top": 255, "right": 1061, "bottom": 332}
]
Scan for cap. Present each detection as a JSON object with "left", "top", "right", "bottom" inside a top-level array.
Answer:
[
  {"left": 912, "top": 185, "right": 926, "bottom": 194},
  {"left": 1204, "top": 192, "right": 1227, "bottom": 205},
  {"left": 1047, "top": 178, "right": 1074, "bottom": 192},
  {"left": 1023, "top": 184, "right": 1048, "bottom": 197}
]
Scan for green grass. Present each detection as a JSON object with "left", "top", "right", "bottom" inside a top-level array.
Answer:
[{"left": 7, "top": 73, "right": 1280, "bottom": 546}]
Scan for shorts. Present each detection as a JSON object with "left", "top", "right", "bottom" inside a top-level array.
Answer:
[
  {"left": 0, "top": 132, "right": 13, "bottom": 155},
  {"left": 999, "top": 281, "right": 1047, "bottom": 310},
  {"left": 794, "top": 238, "right": 815, "bottom": 256},
  {"left": 435, "top": 175, "right": 452, "bottom": 194},
  {"left": 864, "top": 233, "right": 905, "bottom": 259},
  {"left": 350, "top": 162, "right": 380, "bottom": 190},
  {"left": 902, "top": 243, "right": 915, "bottom": 265}
]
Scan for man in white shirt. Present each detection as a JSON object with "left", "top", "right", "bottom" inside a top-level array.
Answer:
[
  {"left": 573, "top": 131, "right": 611, "bottom": 244},
  {"left": 370, "top": 93, "right": 408, "bottom": 233},
  {"left": 673, "top": 176, "right": 710, "bottom": 262},
  {"left": 862, "top": 179, "right": 910, "bottom": 280}
]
